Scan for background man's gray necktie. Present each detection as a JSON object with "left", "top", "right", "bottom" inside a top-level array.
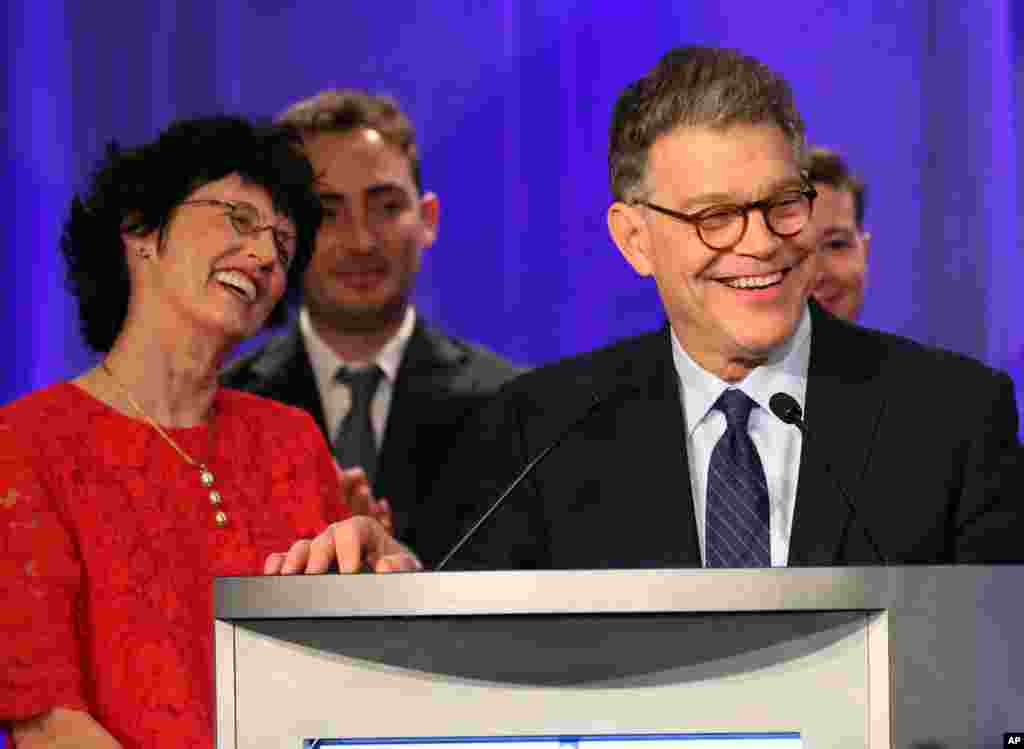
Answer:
[
  {"left": 333, "top": 365, "right": 384, "bottom": 486},
  {"left": 705, "top": 388, "right": 771, "bottom": 567}
]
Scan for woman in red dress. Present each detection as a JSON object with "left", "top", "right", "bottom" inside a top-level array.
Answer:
[{"left": 0, "top": 117, "right": 417, "bottom": 748}]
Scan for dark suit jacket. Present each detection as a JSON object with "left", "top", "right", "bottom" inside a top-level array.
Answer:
[
  {"left": 425, "top": 302, "right": 1022, "bottom": 570},
  {"left": 221, "top": 316, "right": 523, "bottom": 563}
]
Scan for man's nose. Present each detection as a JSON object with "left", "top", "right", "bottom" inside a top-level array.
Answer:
[
  {"left": 738, "top": 208, "right": 783, "bottom": 257},
  {"left": 339, "top": 210, "right": 376, "bottom": 253},
  {"left": 812, "top": 262, "right": 836, "bottom": 293}
]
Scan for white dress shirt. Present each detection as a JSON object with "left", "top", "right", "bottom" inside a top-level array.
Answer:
[
  {"left": 671, "top": 305, "right": 812, "bottom": 566},
  {"left": 299, "top": 305, "right": 417, "bottom": 449}
]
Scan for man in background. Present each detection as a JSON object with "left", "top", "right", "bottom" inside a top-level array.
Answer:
[
  {"left": 805, "top": 147, "right": 870, "bottom": 321},
  {"left": 224, "top": 90, "right": 521, "bottom": 563}
]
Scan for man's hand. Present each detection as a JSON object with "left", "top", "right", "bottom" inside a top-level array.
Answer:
[
  {"left": 338, "top": 465, "right": 393, "bottom": 533},
  {"left": 263, "top": 516, "right": 422, "bottom": 575}
]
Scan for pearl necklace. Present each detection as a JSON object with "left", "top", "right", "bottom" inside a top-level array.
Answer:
[{"left": 101, "top": 362, "right": 228, "bottom": 528}]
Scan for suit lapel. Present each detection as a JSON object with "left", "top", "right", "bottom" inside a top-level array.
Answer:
[
  {"left": 603, "top": 328, "right": 701, "bottom": 567},
  {"left": 247, "top": 325, "right": 329, "bottom": 437},
  {"left": 788, "top": 303, "right": 887, "bottom": 565},
  {"left": 377, "top": 320, "right": 469, "bottom": 538}
]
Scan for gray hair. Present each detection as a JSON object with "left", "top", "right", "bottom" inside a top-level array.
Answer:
[{"left": 609, "top": 46, "right": 806, "bottom": 202}]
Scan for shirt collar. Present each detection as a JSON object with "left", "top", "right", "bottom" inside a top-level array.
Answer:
[
  {"left": 671, "top": 303, "right": 812, "bottom": 437},
  {"left": 299, "top": 304, "right": 417, "bottom": 393}
]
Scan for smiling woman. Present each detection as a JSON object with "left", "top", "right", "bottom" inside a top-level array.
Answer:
[
  {"left": 63, "top": 117, "right": 319, "bottom": 354},
  {"left": 0, "top": 116, "right": 416, "bottom": 749}
]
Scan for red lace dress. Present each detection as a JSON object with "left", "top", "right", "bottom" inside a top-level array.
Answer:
[{"left": 0, "top": 383, "right": 350, "bottom": 748}]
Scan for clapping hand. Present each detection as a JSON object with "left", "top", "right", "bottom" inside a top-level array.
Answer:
[{"left": 337, "top": 465, "right": 394, "bottom": 533}]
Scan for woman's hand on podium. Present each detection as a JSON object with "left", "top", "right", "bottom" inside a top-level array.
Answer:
[{"left": 263, "top": 515, "right": 422, "bottom": 575}]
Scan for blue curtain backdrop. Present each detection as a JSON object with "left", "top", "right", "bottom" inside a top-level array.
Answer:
[{"left": 4, "top": 1, "right": 1022, "bottom": 430}]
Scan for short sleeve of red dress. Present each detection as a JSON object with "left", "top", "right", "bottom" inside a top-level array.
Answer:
[
  {"left": 0, "top": 389, "right": 89, "bottom": 719},
  {"left": 0, "top": 384, "right": 350, "bottom": 748}
]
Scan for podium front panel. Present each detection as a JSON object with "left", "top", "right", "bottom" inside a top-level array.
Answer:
[
  {"left": 231, "top": 611, "right": 881, "bottom": 747},
  {"left": 215, "top": 567, "right": 1023, "bottom": 748}
]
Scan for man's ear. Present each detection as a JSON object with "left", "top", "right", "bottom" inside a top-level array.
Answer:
[
  {"left": 608, "top": 201, "right": 654, "bottom": 276},
  {"left": 418, "top": 191, "right": 440, "bottom": 248}
]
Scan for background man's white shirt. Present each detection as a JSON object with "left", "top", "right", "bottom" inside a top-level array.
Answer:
[{"left": 300, "top": 304, "right": 416, "bottom": 450}]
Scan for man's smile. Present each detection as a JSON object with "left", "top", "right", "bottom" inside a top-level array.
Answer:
[{"left": 715, "top": 269, "right": 788, "bottom": 289}]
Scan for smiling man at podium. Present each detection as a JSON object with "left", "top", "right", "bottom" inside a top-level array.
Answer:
[{"left": 420, "top": 46, "right": 1022, "bottom": 572}]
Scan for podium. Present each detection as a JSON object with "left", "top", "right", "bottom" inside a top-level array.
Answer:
[{"left": 214, "top": 567, "right": 1022, "bottom": 748}]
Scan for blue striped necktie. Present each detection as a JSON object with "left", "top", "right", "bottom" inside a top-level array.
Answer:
[{"left": 705, "top": 388, "right": 771, "bottom": 567}]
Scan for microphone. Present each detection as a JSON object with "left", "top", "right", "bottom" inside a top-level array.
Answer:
[
  {"left": 768, "top": 392, "right": 887, "bottom": 565},
  {"left": 434, "top": 388, "right": 630, "bottom": 571}
]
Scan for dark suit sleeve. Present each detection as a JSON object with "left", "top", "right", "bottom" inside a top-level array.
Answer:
[
  {"left": 952, "top": 370, "right": 1023, "bottom": 563},
  {"left": 420, "top": 384, "right": 551, "bottom": 571}
]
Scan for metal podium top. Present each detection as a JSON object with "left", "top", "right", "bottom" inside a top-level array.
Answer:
[{"left": 215, "top": 565, "right": 1015, "bottom": 619}]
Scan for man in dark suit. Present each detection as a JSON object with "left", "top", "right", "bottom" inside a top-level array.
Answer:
[
  {"left": 425, "top": 46, "right": 1021, "bottom": 571},
  {"left": 223, "top": 91, "right": 521, "bottom": 563}
]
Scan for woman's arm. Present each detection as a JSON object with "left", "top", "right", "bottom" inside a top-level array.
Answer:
[
  {"left": 0, "top": 412, "right": 88, "bottom": 733},
  {"left": 11, "top": 707, "right": 121, "bottom": 748}
]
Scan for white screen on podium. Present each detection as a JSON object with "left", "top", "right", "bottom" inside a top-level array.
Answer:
[{"left": 304, "top": 734, "right": 801, "bottom": 749}]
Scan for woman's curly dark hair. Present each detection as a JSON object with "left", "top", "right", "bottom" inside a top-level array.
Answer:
[{"left": 61, "top": 115, "right": 323, "bottom": 352}]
